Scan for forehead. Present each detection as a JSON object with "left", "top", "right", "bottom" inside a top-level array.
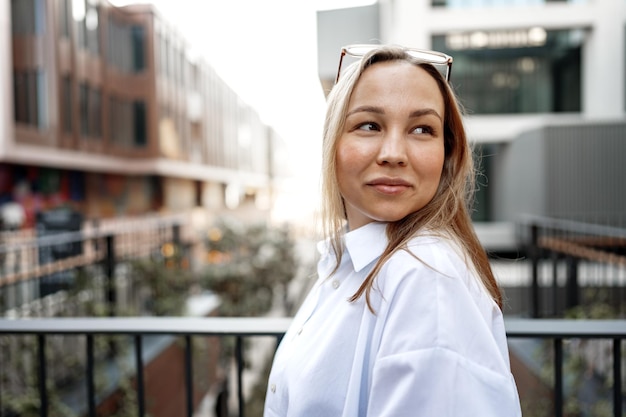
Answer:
[{"left": 350, "top": 60, "right": 445, "bottom": 115}]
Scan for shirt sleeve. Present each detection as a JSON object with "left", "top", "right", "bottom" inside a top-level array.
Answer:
[
  {"left": 365, "top": 242, "right": 522, "bottom": 417},
  {"left": 367, "top": 347, "right": 521, "bottom": 416}
]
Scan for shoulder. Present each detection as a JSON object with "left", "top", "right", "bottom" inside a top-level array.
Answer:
[
  {"left": 374, "top": 232, "right": 498, "bottom": 337},
  {"left": 372, "top": 234, "right": 509, "bottom": 372},
  {"left": 381, "top": 233, "right": 473, "bottom": 288}
]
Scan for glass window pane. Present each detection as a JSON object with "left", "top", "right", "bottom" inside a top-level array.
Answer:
[
  {"left": 433, "top": 28, "right": 583, "bottom": 114},
  {"left": 34, "top": 0, "right": 45, "bottom": 34},
  {"left": 132, "top": 26, "right": 145, "bottom": 72},
  {"left": 11, "top": 0, "right": 29, "bottom": 35},
  {"left": 89, "top": 88, "right": 101, "bottom": 138},
  {"left": 133, "top": 101, "right": 147, "bottom": 147},
  {"left": 79, "top": 83, "right": 88, "bottom": 136},
  {"left": 62, "top": 76, "right": 73, "bottom": 133},
  {"left": 58, "top": 0, "right": 70, "bottom": 38},
  {"left": 85, "top": 6, "right": 99, "bottom": 55},
  {"left": 36, "top": 70, "right": 46, "bottom": 128},
  {"left": 13, "top": 71, "right": 27, "bottom": 123},
  {"left": 432, "top": 0, "right": 584, "bottom": 8}
]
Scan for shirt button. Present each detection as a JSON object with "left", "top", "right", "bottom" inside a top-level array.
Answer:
[
  {"left": 270, "top": 383, "right": 276, "bottom": 393},
  {"left": 332, "top": 279, "right": 340, "bottom": 289}
]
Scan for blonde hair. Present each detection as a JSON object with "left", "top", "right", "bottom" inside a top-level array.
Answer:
[{"left": 321, "top": 45, "right": 503, "bottom": 309}]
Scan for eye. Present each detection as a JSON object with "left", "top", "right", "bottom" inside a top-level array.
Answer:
[
  {"left": 411, "top": 125, "right": 435, "bottom": 135},
  {"left": 356, "top": 122, "right": 380, "bottom": 132}
]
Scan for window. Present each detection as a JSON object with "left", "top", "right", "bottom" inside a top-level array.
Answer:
[
  {"left": 109, "top": 96, "right": 131, "bottom": 146},
  {"left": 89, "top": 88, "right": 101, "bottom": 137},
  {"left": 162, "top": 37, "right": 171, "bottom": 77},
  {"left": 109, "top": 96, "right": 147, "bottom": 148},
  {"left": 108, "top": 17, "right": 145, "bottom": 73},
  {"left": 433, "top": 28, "right": 583, "bottom": 114},
  {"left": 61, "top": 75, "right": 73, "bottom": 133},
  {"left": 432, "top": 0, "right": 584, "bottom": 7},
  {"left": 133, "top": 101, "right": 147, "bottom": 146},
  {"left": 471, "top": 144, "right": 497, "bottom": 222},
  {"left": 14, "top": 70, "right": 47, "bottom": 128},
  {"left": 79, "top": 84, "right": 88, "bottom": 136},
  {"left": 75, "top": 1, "right": 100, "bottom": 56},
  {"left": 79, "top": 83, "right": 101, "bottom": 138},
  {"left": 11, "top": 0, "right": 45, "bottom": 35},
  {"left": 131, "top": 26, "right": 145, "bottom": 71},
  {"left": 58, "top": 0, "right": 70, "bottom": 38}
]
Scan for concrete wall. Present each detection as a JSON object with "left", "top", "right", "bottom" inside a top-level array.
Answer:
[
  {"left": 492, "top": 128, "right": 546, "bottom": 223},
  {"left": 316, "top": 4, "right": 380, "bottom": 91},
  {"left": 545, "top": 122, "right": 626, "bottom": 225},
  {"left": 491, "top": 121, "right": 626, "bottom": 226}
]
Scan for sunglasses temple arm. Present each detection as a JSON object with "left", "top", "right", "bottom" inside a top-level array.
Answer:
[{"left": 336, "top": 52, "right": 346, "bottom": 84}]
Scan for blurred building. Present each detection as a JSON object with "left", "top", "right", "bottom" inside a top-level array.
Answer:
[
  {"left": 0, "top": 0, "right": 290, "bottom": 229},
  {"left": 317, "top": 0, "right": 626, "bottom": 252}
]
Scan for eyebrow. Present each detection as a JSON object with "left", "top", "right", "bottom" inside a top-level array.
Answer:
[{"left": 346, "top": 105, "right": 443, "bottom": 122}]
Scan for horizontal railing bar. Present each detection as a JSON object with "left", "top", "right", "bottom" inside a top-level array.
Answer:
[
  {"left": 520, "top": 214, "right": 626, "bottom": 238},
  {"left": 0, "top": 317, "right": 624, "bottom": 338},
  {"left": 0, "top": 217, "right": 186, "bottom": 252},
  {"left": 0, "top": 317, "right": 294, "bottom": 336},
  {"left": 504, "top": 318, "right": 626, "bottom": 338}
]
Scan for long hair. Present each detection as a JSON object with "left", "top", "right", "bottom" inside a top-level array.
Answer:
[{"left": 321, "top": 45, "right": 503, "bottom": 309}]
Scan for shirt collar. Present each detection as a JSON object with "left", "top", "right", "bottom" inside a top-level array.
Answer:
[{"left": 344, "top": 222, "right": 389, "bottom": 272}]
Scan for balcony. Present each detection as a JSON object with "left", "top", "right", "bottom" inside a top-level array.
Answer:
[
  {"left": 0, "top": 212, "right": 624, "bottom": 417},
  {"left": 0, "top": 317, "right": 623, "bottom": 417}
]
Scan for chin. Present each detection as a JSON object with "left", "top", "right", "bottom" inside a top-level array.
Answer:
[{"left": 374, "top": 213, "right": 409, "bottom": 223}]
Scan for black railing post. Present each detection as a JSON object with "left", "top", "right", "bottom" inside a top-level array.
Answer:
[
  {"left": 613, "top": 338, "right": 622, "bottom": 417},
  {"left": 184, "top": 335, "right": 193, "bottom": 417},
  {"left": 104, "top": 234, "right": 116, "bottom": 317},
  {"left": 86, "top": 334, "right": 96, "bottom": 417},
  {"left": 236, "top": 336, "right": 245, "bottom": 417},
  {"left": 551, "top": 252, "right": 559, "bottom": 317},
  {"left": 554, "top": 338, "right": 563, "bottom": 417},
  {"left": 565, "top": 256, "right": 579, "bottom": 311},
  {"left": 37, "top": 334, "right": 48, "bottom": 417},
  {"left": 173, "top": 223, "right": 181, "bottom": 268},
  {"left": 134, "top": 335, "right": 145, "bottom": 417},
  {"left": 104, "top": 234, "right": 117, "bottom": 357},
  {"left": 529, "top": 223, "right": 541, "bottom": 318},
  {"left": 91, "top": 218, "right": 100, "bottom": 252},
  {"left": 172, "top": 223, "right": 180, "bottom": 247}
]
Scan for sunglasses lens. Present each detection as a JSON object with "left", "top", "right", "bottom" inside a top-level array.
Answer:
[
  {"left": 337, "top": 45, "right": 452, "bottom": 83},
  {"left": 344, "top": 45, "right": 376, "bottom": 56},
  {"left": 405, "top": 50, "right": 449, "bottom": 65}
]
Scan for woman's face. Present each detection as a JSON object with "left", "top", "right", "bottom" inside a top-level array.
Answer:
[{"left": 336, "top": 61, "right": 446, "bottom": 231}]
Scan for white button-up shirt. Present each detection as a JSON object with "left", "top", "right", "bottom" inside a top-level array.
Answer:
[{"left": 264, "top": 222, "right": 522, "bottom": 417}]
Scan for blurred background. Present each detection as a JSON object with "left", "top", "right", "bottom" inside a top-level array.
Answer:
[{"left": 1, "top": 0, "right": 625, "bottom": 416}]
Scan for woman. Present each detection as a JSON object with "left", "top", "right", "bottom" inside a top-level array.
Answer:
[{"left": 264, "top": 44, "right": 522, "bottom": 417}]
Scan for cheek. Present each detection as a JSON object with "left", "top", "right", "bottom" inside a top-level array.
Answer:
[
  {"left": 412, "top": 144, "right": 445, "bottom": 178},
  {"left": 335, "top": 141, "right": 360, "bottom": 185}
]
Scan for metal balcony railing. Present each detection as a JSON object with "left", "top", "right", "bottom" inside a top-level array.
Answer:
[
  {"left": 520, "top": 215, "right": 626, "bottom": 318},
  {"left": 0, "top": 317, "right": 623, "bottom": 417}
]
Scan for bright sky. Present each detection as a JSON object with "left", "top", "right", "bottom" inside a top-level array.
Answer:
[
  {"left": 110, "top": 0, "right": 373, "bottom": 154},
  {"left": 110, "top": 0, "right": 375, "bottom": 225}
]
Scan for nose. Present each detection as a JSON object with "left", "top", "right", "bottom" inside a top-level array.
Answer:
[{"left": 376, "top": 129, "right": 407, "bottom": 166}]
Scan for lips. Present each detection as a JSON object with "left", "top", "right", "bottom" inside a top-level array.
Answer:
[{"left": 367, "top": 177, "right": 412, "bottom": 195}]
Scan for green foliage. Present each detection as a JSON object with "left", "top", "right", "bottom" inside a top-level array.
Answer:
[
  {"left": 565, "top": 288, "right": 621, "bottom": 320},
  {"left": 525, "top": 293, "right": 623, "bottom": 417},
  {"left": 1, "top": 241, "right": 192, "bottom": 416},
  {"left": 0, "top": 335, "right": 77, "bottom": 417},
  {"left": 201, "top": 218, "right": 297, "bottom": 317},
  {"left": 129, "top": 247, "right": 195, "bottom": 316}
]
